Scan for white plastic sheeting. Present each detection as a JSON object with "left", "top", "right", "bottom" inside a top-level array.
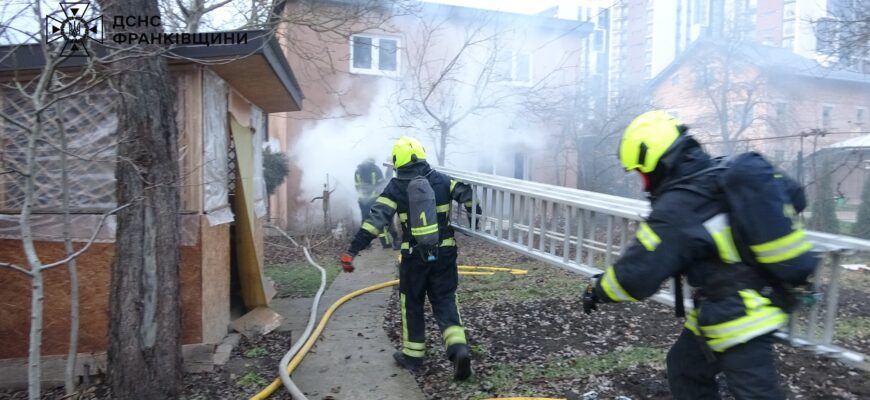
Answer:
[
  {"left": 251, "top": 106, "right": 267, "bottom": 217},
  {"left": 202, "top": 70, "right": 235, "bottom": 226},
  {"left": 0, "top": 214, "right": 198, "bottom": 245},
  {"left": 0, "top": 89, "right": 118, "bottom": 212}
]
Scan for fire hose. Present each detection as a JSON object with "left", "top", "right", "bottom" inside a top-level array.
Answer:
[{"left": 259, "top": 226, "right": 559, "bottom": 400}]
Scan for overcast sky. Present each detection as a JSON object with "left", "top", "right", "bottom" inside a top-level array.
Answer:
[
  {"left": 425, "top": 0, "right": 563, "bottom": 14},
  {"left": 0, "top": 0, "right": 574, "bottom": 44}
]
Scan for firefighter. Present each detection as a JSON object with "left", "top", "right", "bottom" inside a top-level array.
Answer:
[
  {"left": 341, "top": 136, "right": 475, "bottom": 381},
  {"left": 355, "top": 157, "right": 397, "bottom": 249},
  {"left": 581, "top": 111, "right": 817, "bottom": 399}
]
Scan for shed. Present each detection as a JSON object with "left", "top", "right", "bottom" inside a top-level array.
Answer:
[{"left": 0, "top": 30, "right": 302, "bottom": 385}]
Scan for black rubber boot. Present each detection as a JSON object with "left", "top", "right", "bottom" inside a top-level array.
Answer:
[
  {"left": 447, "top": 344, "right": 472, "bottom": 381},
  {"left": 392, "top": 351, "right": 423, "bottom": 372}
]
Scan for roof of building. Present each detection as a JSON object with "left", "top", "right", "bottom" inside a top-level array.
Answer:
[
  {"left": 827, "top": 134, "right": 870, "bottom": 149},
  {"left": 0, "top": 30, "right": 303, "bottom": 113},
  {"left": 649, "top": 39, "right": 870, "bottom": 90}
]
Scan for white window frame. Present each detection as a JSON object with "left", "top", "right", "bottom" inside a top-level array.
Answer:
[
  {"left": 592, "top": 29, "right": 605, "bottom": 52},
  {"left": 820, "top": 104, "right": 834, "bottom": 129},
  {"left": 855, "top": 107, "right": 867, "bottom": 125},
  {"left": 494, "top": 50, "right": 533, "bottom": 86},
  {"left": 349, "top": 34, "right": 401, "bottom": 76}
]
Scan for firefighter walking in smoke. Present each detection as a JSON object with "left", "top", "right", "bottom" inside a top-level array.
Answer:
[
  {"left": 581, "top": 111, "right": 818, "bottom": 399},
  {"left": 355, "top": 157, "right": 397, "bottom": 249},
  {"left": 341, "top": 136, "right": 476, "bottom": 381}
]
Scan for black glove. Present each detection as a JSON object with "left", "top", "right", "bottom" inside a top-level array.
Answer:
[{"left": 582, "top": 274, "right": 602, "bottom": 314}]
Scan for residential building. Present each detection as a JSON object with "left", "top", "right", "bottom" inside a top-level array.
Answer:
[
  {"left": 268, "top": 2, "right": 591, "bottom": 227},
  {"left": 649, "top": 40, "right": 870, "bottom": 180}
]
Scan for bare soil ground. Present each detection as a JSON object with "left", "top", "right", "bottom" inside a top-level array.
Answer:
[{"left": 380, "top": 236, "right": 870, "bottom": 400}]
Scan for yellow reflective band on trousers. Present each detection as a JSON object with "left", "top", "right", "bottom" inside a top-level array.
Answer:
[
  {"left": 399, "top": 213, "right": 408, "bottom": 222},
  {"left": 689, "top": 290, "right": 788, "bottom": 352},
  {"left": 600, "top": 265, "right": 637, "bottom": 302},
  {"left": 635, "top": 222, "right": 661, "bottom": 251},
  {"left": 376, "top": 196, "right": 397, "bottom": 209},
  {"left": 450, "top": 179, "right": 457, "bottom": 193},
  {"left": 411, "top": 224, "right": 438, "bottom": 236},
  {"left": 436, "top": 203, "right": 450, "bottom": 213},
  {"left": 750, "top": 229, "right": 812, "bottom": 264},
  {"left": 443, "top": 325, "right": 467, "bottom": 346},
  {"left": 400, "top": 293, "right": 425, "bottom": 357},
  {"left": 362, "top": 222, "right": 379, "bottom": 236},
  {"left": 703, "top": 213, "right": 741, "bottom": 263}
]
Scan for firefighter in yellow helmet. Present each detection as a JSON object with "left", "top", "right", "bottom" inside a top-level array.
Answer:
[
  {"left": 582, "top": 111, "right": 817, "bottom": 399},
  {"left": 341, "top": 136, "right": 479, "bottom": 381}
]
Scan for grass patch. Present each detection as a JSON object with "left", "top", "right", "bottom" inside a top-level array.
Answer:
[
  {"left": 243, "top": 347, "right": 268, "bottom": 358},
  {"left": 836, "top": 317, "right": 870, "bottom": 339},
  {"left": 468, "top": 346, "right": 666, "bottom": 397},
  {"left": 236, "top": 372, "right": 267, "bottom": 387},
  {"left": 457, "top": 262, "right": 585, "bottom": 304},
  {"left": 265, "top": 260, "right": 341, "bottom": 298}
]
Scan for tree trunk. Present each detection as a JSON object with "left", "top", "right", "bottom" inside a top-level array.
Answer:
[
  {"left": 438, "top": 123, "right": 449, "bottom": 166},
  {"left": 101, "top": 0, "right": 182, "bottom": 398},
  {"left": 59, "top": 103, "right": 80, "bottom": 395}
]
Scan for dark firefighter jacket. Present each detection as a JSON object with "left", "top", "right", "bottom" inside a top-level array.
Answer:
[
  {"left": 593, "top": 139, "right": 817, "bottom": 352},
  {"left": 355, "top": 161, "right": 385, "bottom": 200},
  {"left": 348, "top": 161, "right": 476, "bottom": 256}
]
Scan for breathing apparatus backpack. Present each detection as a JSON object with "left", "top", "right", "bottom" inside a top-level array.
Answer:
[
  {"left": 716, "top": 152, "right": 818, "bottom": 311},
  {"left": 407, "top": 173, "right": 439, "bottom": 262},
  {"left": 668, "top": 152, "right": 818, "bottom": 316}
]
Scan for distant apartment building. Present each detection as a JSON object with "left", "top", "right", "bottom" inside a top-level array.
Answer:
[{"left": 605, "top": 0, "right": 866, "bottom": 95}]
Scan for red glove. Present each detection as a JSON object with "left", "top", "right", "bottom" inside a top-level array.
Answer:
[{"left": 340, "top": 254, "right": 354, "bottom": 273}]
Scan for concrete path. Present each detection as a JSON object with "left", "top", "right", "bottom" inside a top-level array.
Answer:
[{"left": 270, "top": 248, "right": 425, "bottom": 400}]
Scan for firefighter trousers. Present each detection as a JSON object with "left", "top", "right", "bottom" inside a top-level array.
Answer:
[
  {"left": 398, "top": 246, "right": 467, "bottom": 359},
  {"left": 667, "top": 328, "right": 784, "bottom": 400}
]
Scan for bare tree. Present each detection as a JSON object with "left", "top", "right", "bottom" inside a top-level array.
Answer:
[
  {"left": 526, "top": 82, "right": 648, "bottom": 194},
  {"left": 393, "top": 10, "right": 581, "bottom": 166},
  {"left": 688, "top": 40, "right": 770, "bottom": 155}
]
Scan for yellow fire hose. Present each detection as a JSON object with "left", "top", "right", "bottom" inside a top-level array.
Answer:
[{"left": 250, "top": 267, "right": 563, "bottom": 400}]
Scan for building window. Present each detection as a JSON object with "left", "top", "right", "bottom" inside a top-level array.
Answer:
[
  {"left": 495, "top": 50, "right": 532, "bottom": 84},
  {"left": 644, "top": 64, "right": 652, "bottom": 78},
  {"left": 514, "top": 152, "right": 529, "bottom": 180},
  {"left": 593, "top": 29, "right": 605, "bottom": 52},
  {"left": 821, "top": 105, "right": 834, "bottom": 129},
  {"left": 350, "top": 34, "right": 399, "bottom": 75},
  {"left": 774, "top": 102, "right": 788, "bottom": 119},
  {"left": 782, "top": 38, "right": 794, "bottom": 49},
  {"left": 598, "top": 8, "right": 609, "bottom": 27},
  {"left": 856, "top": 107, "right": 867, "bottom": 125},
  {"left": 645, "top": 50, "right": 652, "bottom": 64},
  {"left": 783, "top": 3, "right": 795, "bottom": 20},
  {"left": 693, "top": 0, "right": 710, "bottom": 25},
  {"left": 783, "top": 22, "right": 795, "bottom": 38}
]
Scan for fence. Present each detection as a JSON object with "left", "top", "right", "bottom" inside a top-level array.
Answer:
[{"left": 441, "top": 166, "right": 870, "bottom": 368}]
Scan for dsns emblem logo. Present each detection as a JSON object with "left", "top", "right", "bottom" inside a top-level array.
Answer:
[{"left": 45, "top": 1, "right": 103, "bottom": 57}]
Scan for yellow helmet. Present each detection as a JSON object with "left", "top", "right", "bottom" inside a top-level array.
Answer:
[
  {"left": 619, "top": 111, "right": 682, "bottom": 173},
  {"left": 392, "top": 136, "right": 427, "bottom": 168}
]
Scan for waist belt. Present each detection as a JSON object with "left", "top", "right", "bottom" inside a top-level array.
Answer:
[{"left": 401, "top": 237, "right": 455, "bottom": 250}]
